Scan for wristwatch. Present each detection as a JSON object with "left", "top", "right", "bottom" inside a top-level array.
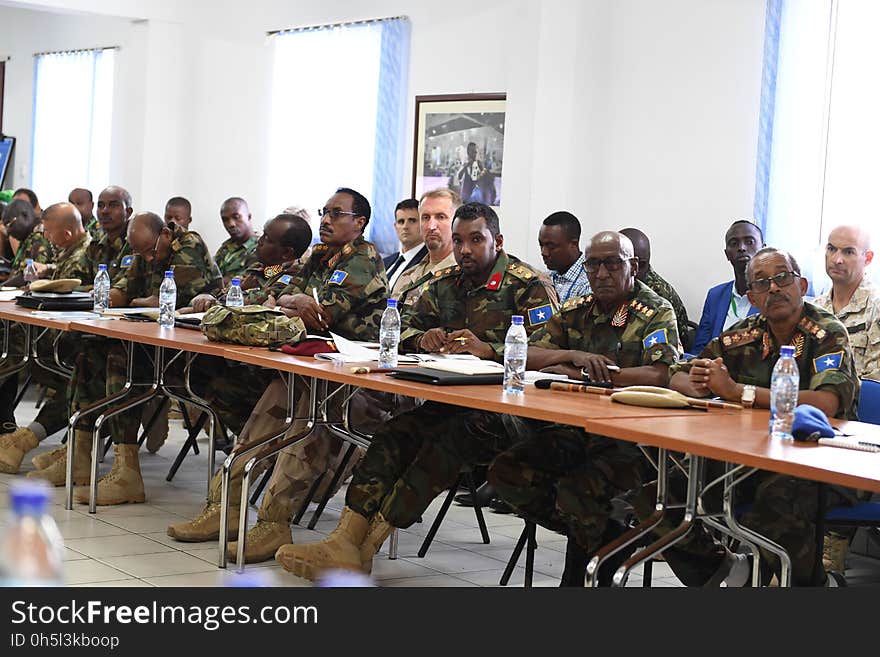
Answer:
[{"left": 741, "top": 384, "right": 756, "bottom": 409}]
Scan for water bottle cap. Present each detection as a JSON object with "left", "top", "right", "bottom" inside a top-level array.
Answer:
[
  {"left": 511, "top": 315, "right": 524, "bottom": 326},
  {"left": 98, "top": 263, "right": 108, "bottom": 271},
  {"left": 164, "top": 270, "right": 174, "bottom": 278},
  {"left": 231, "top": 278, "right": 241, "bottom": 286},
  {"left": 26, "top": 258, "right": 34, "bottom": 265},
  {"left": 387, "top": 298, "right": 397, "bottom": 308},
  {"left": 780, "top": 345, "right": 796, "bottom": 357},
  {"left": 9, "top": 480, "right": 51, "bottom": 515}
]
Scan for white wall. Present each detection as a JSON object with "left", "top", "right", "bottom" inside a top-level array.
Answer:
[{"left": 1, "top": 0, "right": 767, "bottom": 319}]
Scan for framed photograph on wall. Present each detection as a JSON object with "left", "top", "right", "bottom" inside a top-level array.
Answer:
[{"left": 412, "top": 93, "right": 506, "bottom": 207}]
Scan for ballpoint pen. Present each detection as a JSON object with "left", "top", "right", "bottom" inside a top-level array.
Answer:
[{"left": 312, "top": 287, "right": 320, "bottom": 305}]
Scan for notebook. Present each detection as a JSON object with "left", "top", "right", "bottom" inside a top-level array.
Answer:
[
  {"left": 418, "top": 360, "right": 504, "bottom": 376},
  {"left": 389, "top": 367, "right": 503, "bottom": 386},
  {"left": 817, "top": 437, "right": 880, "bottom": 453}
]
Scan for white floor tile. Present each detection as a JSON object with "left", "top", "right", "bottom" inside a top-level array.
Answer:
[
  {"left": 63, "top": 559, "right": 133, "bottom": 585},
  {"left": 65, "top": 534, "right": 175, "bottom": 559},
  {"left": 100, "top": 551, "right": 218, "bottom": 578}
]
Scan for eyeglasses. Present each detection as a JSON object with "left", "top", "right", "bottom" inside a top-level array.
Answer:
[
  {"left": 318, "top": 207, "right": 360, "bottom": 220},
  {"left": 748, "top": 270, "right": 799, "bottom": 293},
  {"left": 584, "top": 257, "right": 629, "bottom": 274}
]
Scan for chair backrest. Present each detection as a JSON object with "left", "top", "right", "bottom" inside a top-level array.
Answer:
[{"left": 858, "top": 379, "right": 880, "bottom": 425}]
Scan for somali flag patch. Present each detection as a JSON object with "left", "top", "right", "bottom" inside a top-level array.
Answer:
[
  {"left": 527, "top": 304, "right": 553, "bottom": 326},
  {"left": 120, "top": 255, "right": 134, "bottom": 267},
  {"left": 329, "top": 270, "right": 348, "bottom": 285},
  {"left": 278, "top": 274, "right": 292, "bottom": 285},
  {"left": 642, "top": 328, "right": 668, "bottom": 349},
  {"left": 814, "top": 351, "right": 843, "bottom": 373}
]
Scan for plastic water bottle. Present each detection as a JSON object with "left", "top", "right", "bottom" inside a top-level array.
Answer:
[
  {"left": 378, "top": 299, "right": 401, "bottom": 369},
  {"left": 93, "top": 263, "right": 110, "bottom": 312},
  {"left": 226, "top": 278, "right": 244, "bottom": 307},
  {"left": 769, "top": 345, "right": 800, "bottom": 440},
  {"left": 503, "top": 315, "right": 528, "bottom": 394},
  {"left": 0, "top": 480, "right": 64, "bottom": 586},
  {"left": 159, "top": 270, "right": 176, "bottom": 329},
  {"left": 23, "top": 258, "right": 38, "bottom": 284}
]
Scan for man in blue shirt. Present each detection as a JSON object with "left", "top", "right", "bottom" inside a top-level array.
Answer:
[
  {"left": 692, "top": 219, "right": 763, "bottom": 353},
  {"left": 539, "top": 211, "right": 590, "bottom": 303}
]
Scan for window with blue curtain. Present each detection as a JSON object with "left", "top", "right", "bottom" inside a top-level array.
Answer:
[
  {"left": 266, "top": 17, "right": 410, "bottom": 257},
  {"left": 31, "top": 48, "right": 115, "bottom": 205},
  {"left": 755, "top": 0, "right": 880, "bottom": 293}
]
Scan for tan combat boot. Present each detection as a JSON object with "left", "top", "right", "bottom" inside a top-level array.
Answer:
[
  {"left": 167, "top": 470, "right": 240, "bottom": 542},
  {"left": 226, "top": 521, "right": 292, "bottom": 563},
  {"left": 822, "top": 533, "right": 848, "bottom": 574},
  {"left": 0, "top": 427, "right": 40, "bottom": 474},
  {"left": 27, "top": 430, "right": 92, "bottom": 486},
  {"left": 275, "top": 506, "right": 370, "bottom": 580},
  {"left": 32, "top": 444, "right": 68, "bottom": 470},
  {"left": 359, "top": 512, "right": 394, "bottom": 574},
  {"left": 74, "top": 443, "right": 145, "bottom": 505}
]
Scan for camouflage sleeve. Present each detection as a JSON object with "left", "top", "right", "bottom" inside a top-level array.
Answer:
[
  {"left": 808, "top": 327, "right": 859, "bottom": 418},
  {"left": 315, "top": 254, "right": 387, "bottom": 334},
  {"left": 12, "top": 232, "right": 56, "bottom": 276},
  {"left": 504, "top": 278, "right": 558, "bottom": 359},
  {"left": 111, "top": 257, "right": 143, "bottom": 300},
  {"left": 527, "top": 312, "right": 569, "bottom": 350},
  {"left": 637, "top": 305, "right": 682, "bottom": 366},
  {"left": 169, "top": 239, "right": 224, "bottom": 308},
  {"left": 400, "top": 283, "right": 442, "bottom": 352},
  {"left": 669, "top": 338, "right": 723, "bottom": 376}
]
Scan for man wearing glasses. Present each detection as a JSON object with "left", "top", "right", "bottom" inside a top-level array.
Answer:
[
  {"left": 633, "top": 247, "right": 858, "bottom": 587},
  {"left": 168, "top": 188, "right": 390, "bottom": 560},
  {"left": 488, "top": 230, "right": 682, "bottom": 585}
]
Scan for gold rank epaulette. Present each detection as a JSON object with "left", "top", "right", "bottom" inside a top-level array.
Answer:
[
  {"left": 312, "top": 244, "right": 329, "bottom": 253},
  {"left": 432, "top": 264, "right": 461, "bottom": 280},
  {"left": 341, "top": 243, "right": 355, "bottom": 257},
  {"left": 561, "top": 294, "right": 591, "bottom": 312},
  {"left": 798, "top": 316, "right": 827, "bottom": 340},
  {"left": 721, "top": 327, "right": 762, "bottom": 348},
  {"left": 506, "top": 262, "right": 534, "bottom": 281},
  {"left": 628, "top": 297, "right": 656, "bottom": 318},
  {"left": 263, "top": 264, "right": 283, "bottom": 279}
]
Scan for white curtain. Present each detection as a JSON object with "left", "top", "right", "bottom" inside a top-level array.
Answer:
[
  {"left": 31, "top": 48, "right": 115, "bottom": 207},
  {"left": 266, "top": 20, "right": 409, "bottom": 255},
  {"left": 761, "top": 0, "right": 880, "bottom": 294}
]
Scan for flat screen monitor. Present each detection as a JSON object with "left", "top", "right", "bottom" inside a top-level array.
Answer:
[{"left": 0, "top": 136, "right": 14, "bottom": 189}]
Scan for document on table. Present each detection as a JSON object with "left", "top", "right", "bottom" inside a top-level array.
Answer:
[
  {"left": 418, "top": 359, "right": 504, "bottom": 375},
  {"left": 100, "top": 307, "right": 161, "bottom": 316},
  {"left": 0, "top": 289, "right": 23, "bottom": 301},
  {"left": 817, "top": 437, "right": 880, "bottom": 453},
  {"left": 313, "top": 332, "right": 418, "bottom": 363},
  {"left": 31, "top": 311, "right": 106, "bottom": 321}
]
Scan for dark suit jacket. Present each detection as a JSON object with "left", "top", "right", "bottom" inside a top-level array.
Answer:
[
  {"left": 692, "top": 280, "right": 759, "bottom": 354},
  {"left": 383, "top": 245, "right": 428, "bottom": 277}
]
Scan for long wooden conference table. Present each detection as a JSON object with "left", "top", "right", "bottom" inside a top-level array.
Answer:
[{"left": 2, "top": 300, "right": 879, "bottom": 585}]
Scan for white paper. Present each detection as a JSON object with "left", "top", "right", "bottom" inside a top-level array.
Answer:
[
  {"left": 419, "top": 360, "right": 504, "bottom": 375},
  {"left": 0, "top": 289, "right": 23, "bottom": 301},
  {"left": 524, "top": 371, "right": 571, "bottom": 385}
]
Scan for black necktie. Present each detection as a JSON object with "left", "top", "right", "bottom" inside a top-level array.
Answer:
[{"left": 386, "top": 254, "right": 406, "bottom": 279}]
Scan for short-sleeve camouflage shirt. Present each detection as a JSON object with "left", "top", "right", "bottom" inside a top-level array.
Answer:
[
  {"left": 112, "top": 224, "right": 223, "bottom": 308},
  {"left": 673, "top": 301, "right": 859, "bottom": 419},
  {"left": 400, "top": 251, "right": 559, "bottom": 361},
  {"left": 528, "top": 280, "right": 681, "bottom": 367}
]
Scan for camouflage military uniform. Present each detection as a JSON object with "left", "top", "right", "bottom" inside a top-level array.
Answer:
[
  {"left": 214, "top": 236, "right": 259, "bottom": 281},
  {"left": 72, "top": 225, "right": 223, "bottom": 444},
  {"left": 84, "top": 228, "right": 132, "bottom": 285},
  {"left": 489, "top": 281, "right": 681, "bottom": 553},
  {"left": 815, "top": 278, "right": 880, "bottom": 381},
  {"left": 632, "top": 302, "right": 859, "bottom": 586},
  {"left": 9, "top": 223, "right": 57, "bottom": 279},
  {"left": 50, "top": 233, "right": 93, "bottom": 285},
  {"left": 84, "top": 216, "right": 102, "bottom": 240},
  {"left": 643, "top": 268, "right": 689, "bottom": 345},
  {"left": 346, "top": 252, "right": 559, "bottom": 528},
  {"left": 248, "top": 236, "right": 391, "bottom": 521},
  {"left": 394, "top": 252, "right": 457, "bottom": 308}
]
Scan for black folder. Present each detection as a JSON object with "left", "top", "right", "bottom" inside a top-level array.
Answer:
[
  {"left": 389, "top": 367, "right": 503, "bottom": 386},
  {"left": 15, "top": 291, "right": 93, "bottom": 311}
]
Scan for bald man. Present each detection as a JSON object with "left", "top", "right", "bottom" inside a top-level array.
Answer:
[
  {"left": 619, "top": 228, "right": 689, "bottom": 348},
  {"left": 0, "top": 203, "right": 92, "bottom": 475},
  {"left": 814, "top": 224, "right": 877, "bottom": 575}
]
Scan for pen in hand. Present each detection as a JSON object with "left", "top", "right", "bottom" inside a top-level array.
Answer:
[{"left": 312, "top": 287, "right": 320, "bottom": 305}]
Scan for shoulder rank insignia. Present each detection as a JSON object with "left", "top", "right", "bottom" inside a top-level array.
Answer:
[
  {"left": 120, "top": 255, "right": 134, "bottom": 267},
  {"left": 722, "top": 327, "right": 762, "bottom": 350},
  {"left": 312, "top": 244, "right": 329, "bottom": 253},
  {"left": 507, "top": 263, "right": 533, "bottom": 280},
  {"left": 342, "top": 243, "right": 355, "bottom": 257},
  {"left": 527, "top": 304, "right": 553, "bottom": 326},
  {"left": 329, "top": 270, "right": 348, "bottom": 285},
  {"left": 628, "top": 298, "right": 656, "bottom": 318},
  {"left": 278, "top": 274, "right": 292, "bottom": 285},
  {"left": 263, "top": 264, "right": 283, "bottom": 279},
  {"left": 561, "top": 295, "right": 589, "bottom": 312},
  {"left": 486, "top": 271, "right": 503, "bottom": 291},
  {"left": 642, "top": 328, "right": 668, "bottom": 349},
  {"left": 814, "top": 351, "right": 843, "bottom": 373},
  {"left": 798, "top": 316, "right": 827, "bottom": 341}
]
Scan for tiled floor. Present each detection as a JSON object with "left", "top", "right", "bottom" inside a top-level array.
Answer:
[{"left": 3, "top": 389, "right": 879, "bottom": 587}]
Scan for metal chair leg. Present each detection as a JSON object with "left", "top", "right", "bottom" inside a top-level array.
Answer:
[
  {"left": 418, "top": 474, "right": 463, "bottom": 558},
  {"left": 524, "top": 522, "right": 537, "bottom": 588},
  {"left": 500, "top": 522, "right": 530, "bottom": 586},
  {"left": 165, "top": 411, "right": 210, "bottom": 482},
  {"left": 249, "top": 463, "right": 274, "bottom": 506},
  {"left": 308, "top": 444, "right": 356, "bottom": 529},
  {"left": 292, "top": 472, "right": 326, "bottom": 526},
  {"left": 463, "top": 472, "right": 490, "bottom": 544}
]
